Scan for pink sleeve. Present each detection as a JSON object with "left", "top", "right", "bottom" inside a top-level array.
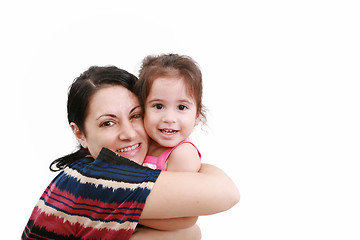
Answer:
[
  {"left": 143, "top": 139, "right": 201, "bottom": 171},
  {"left": 157, "top": 139, "right": 201, "bottom": 169}
]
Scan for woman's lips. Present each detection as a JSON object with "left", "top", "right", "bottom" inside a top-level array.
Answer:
[
  {"left": 116, "top": 143, "right": 141, "bottom": 157},
  {"left": 117, "top": 143, "right": 140, "bottom": 153},
  {"left": 113, "top": 143, "right": 145, "bottom": 165}
]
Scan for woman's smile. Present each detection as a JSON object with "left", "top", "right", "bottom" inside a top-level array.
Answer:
[
  {"left": 115, "top": 143, "right": 142, "bottom": 158},
  {"left": 81, "top": 85, "right": 149, "bottom": 164},
  {"left": 117, "top": 143, "right": 140, "bottom": 153}
]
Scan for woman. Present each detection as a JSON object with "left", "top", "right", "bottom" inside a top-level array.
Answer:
[{"left": 22, "top": 66, "right": 239, "bottom": 239}]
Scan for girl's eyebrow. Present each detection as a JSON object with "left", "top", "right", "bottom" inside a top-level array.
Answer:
[
  {"left": 147, "top": 98, "right": 194, "bottom": 105},
  {"left": 178, "top": 99, "right": 194, "bottom": 105},
  {"left": 147, "top": 98, "right": 163, "bottom": 103}
]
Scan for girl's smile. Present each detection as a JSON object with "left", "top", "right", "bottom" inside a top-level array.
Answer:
[
  {"left": 159, "top": 128, "right": 179, "bottom": 139},
  {"left": 144, "top": 76, "right": 199, "bottom": 148},
  {"left": 160, "top": 128, "right": 179, "bottom": 134}
]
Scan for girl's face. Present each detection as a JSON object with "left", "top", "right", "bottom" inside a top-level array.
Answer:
[
  {"left": 144, "top": 76, "right": 199, "bottom": 148},
  {"left": 74, "top": 85, "right": 148, "bottom": 164}
]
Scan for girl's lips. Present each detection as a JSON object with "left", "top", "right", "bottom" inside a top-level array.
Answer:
[
  {"left": 159, "top": 128, "right": 179, "bottom": 139},
  {"left": 160, "top": 128, "right": 179, "bottom": 134}
]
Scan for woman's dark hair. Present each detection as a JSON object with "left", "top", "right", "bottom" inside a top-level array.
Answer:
[{"left": 50, "top": 66, "right": 138, "bottom": 171}]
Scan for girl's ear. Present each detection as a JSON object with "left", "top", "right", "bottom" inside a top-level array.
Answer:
[
  {"left": 195, "top": 113, "right": 201, "bottom": 126},
  {"left": 70, "top": 122, "right": 88, "bottom": 149}
]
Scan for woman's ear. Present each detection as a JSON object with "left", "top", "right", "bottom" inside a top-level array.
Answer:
[{"left": 70, "top": 122, "right": 88, "bottom": 149}]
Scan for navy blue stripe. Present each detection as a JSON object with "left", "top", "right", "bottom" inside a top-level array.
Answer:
[
  {"left": 45, "top": 186, "right": 144, "bottom": 212},
  {"left": 69, "top": 149, "right": 160, "bottom": 184},
  {"left": 72, "top": 158, "right": 149, "bottom": 178},
  {"left": 71, "top": 160, "right": 158, "bottom": 183},
  {"left": 40, "top": 195, "right": 141, "bottom": 218},
  {"left": 53, "top": 173, "right": 152, "bottom": 204},
  {"left": 40, "top": 198, "right": 140, "bottom": 224}
]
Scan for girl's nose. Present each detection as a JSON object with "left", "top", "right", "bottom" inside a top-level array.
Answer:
[{"left": 162, "top": 109, "right": 176, "bottom": 123}]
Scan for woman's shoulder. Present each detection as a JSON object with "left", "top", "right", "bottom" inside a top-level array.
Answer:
[
  {"left": 50, "top": 148, "right": 161, "bottom": 203},
  {"left": 68, "top": 148, "right": 161, "bottom": 183}
]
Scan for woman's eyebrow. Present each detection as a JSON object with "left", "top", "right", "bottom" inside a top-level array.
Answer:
[
  {"left": 130, "top": 105, "right": 141, "bottom": 113},
  {"left": 95, "top": 106, "right": 141, "bottom": 120},
  {"left": 96, "top": 113, "right": 117, "bottom": 120}
]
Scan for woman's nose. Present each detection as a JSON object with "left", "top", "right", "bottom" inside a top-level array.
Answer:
[{"left": 118, "top": 121, "right": 137, "bottom": 140}]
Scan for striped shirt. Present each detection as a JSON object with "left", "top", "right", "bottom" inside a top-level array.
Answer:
[{"left": 22, "top": 148, "right": 161, "bottom": 240}]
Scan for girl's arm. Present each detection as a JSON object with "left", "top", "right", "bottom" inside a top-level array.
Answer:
[
  {"left": 141, "top": 163, "right": 240, "bottom": 219},
  {"left": 138, "top": 217, "right": 198, "bottom": 231},
  {"left": 165, "top": 142, "right": 201, "bottom": 172},
  {"left": 130, "top": 224, "right": 201, "bottom": 240},
  {"left": 139, "top": 143, "right": 201, "bottom": 230}
]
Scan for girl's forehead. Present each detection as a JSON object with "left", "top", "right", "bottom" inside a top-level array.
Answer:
[
  {"left": 151, "top": 75, "right": 191, "bottom": 90},
  {"left": 149, "top": 77, "right": 196, "bottom": 104},
  {"left": 151, "top": 76, "right": 187, "bottom": 93},
  {"left": 156, "top": 75, "right": 195, "bottom": 94}
]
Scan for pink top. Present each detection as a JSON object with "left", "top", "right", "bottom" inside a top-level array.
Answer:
[{"left": 142, "top": 139, "right": 201, "bottom": 170}]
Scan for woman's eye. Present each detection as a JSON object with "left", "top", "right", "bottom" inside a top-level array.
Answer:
[
  {"left": 154, "top": 104, "right": 164, "bottom": 110},
  {"left": 101, "top": 121, "right": 115, "bottom": 127},
  {"left": 178, "top": 105, "right": 188, "bottom": 110},
  {"left": 131, "top": 113, "right": 143, "bottom": 119}
]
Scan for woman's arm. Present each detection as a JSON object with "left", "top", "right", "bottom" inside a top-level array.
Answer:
[
  {"left": 141, "top": 163, "right": 239, "bottom": 219},
  {"left": 130, "top": 224, "right": 201, "bottom": 240}
]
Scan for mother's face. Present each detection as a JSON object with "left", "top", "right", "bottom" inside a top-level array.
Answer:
[{"left": 72, "top": 85, "right": 148, "bottom": 164}]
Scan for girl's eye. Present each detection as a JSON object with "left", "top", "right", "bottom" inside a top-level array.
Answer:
[
  {"left": 178, "top": 105, "right": 188, "bottom": 110},
  {"left": 101, "top": 121, "right": 115, "bottom": 127},
  {"left": 154, "top": 103, "right": 164, "bottom": 110}
]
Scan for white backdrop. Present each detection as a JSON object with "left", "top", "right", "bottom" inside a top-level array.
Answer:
[{"left": 1, "top": 0, "right": 359, "bottom": 239}]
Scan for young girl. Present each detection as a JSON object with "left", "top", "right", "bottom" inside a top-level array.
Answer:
[
  {"left": 22, "top": 65, "right": 239, "bottom": 239},
  {"left": 135, "top": 54, "right": 206, "bottom": 172}
]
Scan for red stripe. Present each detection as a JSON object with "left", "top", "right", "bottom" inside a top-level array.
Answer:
[
  {"left": 42, "top": 185, "right": 144, "bottom": 222},
  {"left": 76, "top": 225, "right": 133, "bottom": 239},
  {"left": 29, "top": 208, "right": 134, "bottom": 239},
  {"left": 24, "top": 224, "right": 55, "bottom": 240},
  {"left": 29, "top": 206, "right": 75, "bottom": 237},
  {"left": 45, "top": 183, "right": 145, "bottom": 210}
]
